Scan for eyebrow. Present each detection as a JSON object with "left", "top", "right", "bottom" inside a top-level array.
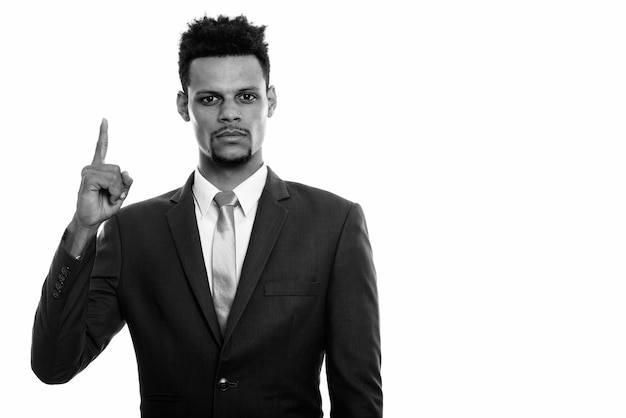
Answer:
[
  {"left": 195, "top": 86, "right": 261, "bottom": 95},
  {"left": 238, "top": 86, "right": 261, "bottom": 92}
]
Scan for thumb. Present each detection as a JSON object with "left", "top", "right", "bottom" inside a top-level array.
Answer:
[{"left": 119, "top": 171, "right": 133, "bottom": 200}]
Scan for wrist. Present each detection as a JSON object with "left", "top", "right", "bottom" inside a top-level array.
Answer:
[{"left": 64, "top": 216, "right": 99, "bottom": 258}]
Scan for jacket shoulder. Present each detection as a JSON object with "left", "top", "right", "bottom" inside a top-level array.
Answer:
[
  {"left": 281, "top": 180, "right": 358, "bottom": 216},
  {"left": 116, "top": 187, "right": 180, "bottom": 219}
]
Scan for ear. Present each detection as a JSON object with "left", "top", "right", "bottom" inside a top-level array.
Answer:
[
  {"left": 177, "top": 91, "right": 190, "bottom": 122},
  {"left": 267, "top": 86, "right": 277, "bottom": 118}
]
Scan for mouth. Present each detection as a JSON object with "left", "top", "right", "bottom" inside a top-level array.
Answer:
[{"left": 215, "top": 128, "right": 248, "bottom": 138}]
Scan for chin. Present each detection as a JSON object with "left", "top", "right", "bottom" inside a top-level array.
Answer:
[{"left": 212, "top": 152, "right": 252, "bottom": 167}]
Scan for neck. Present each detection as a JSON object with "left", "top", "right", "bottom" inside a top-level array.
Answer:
[{"left": 198, "top": 152, "right": 263, "bottom": 191}]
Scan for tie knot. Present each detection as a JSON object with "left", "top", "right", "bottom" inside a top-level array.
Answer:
[{"left": 214, "top": 191, "right": 239, "bottom": 208}]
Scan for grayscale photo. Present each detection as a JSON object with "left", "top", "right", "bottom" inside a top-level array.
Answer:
[{"left": 1, "top": 1, "right": 625, "bottom": 417}]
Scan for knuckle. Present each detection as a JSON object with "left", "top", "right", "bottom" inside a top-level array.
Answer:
[
  {"left": 102, "top": 171, "right": 116, "bottom": 182},
  {"left": 81, "top": 171, "right": 95, "bottom": 182}
]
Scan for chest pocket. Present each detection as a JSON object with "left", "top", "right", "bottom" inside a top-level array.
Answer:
[{"left": 264, "top": 281, "right": 320, "bottom": 297}]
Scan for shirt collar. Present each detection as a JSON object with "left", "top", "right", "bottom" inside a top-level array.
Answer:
[{"left": 192, "top": 164, "right": 268, "bottom": 217}]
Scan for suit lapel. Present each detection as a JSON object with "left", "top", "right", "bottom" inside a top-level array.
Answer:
[
  {"left": 223, "top": 168, "right": 289, "bottom": 344},
  {"left": 167, "top": 174, "right": 223, "bottom": 346}
]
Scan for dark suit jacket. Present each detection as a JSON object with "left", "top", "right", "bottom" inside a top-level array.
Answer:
[{"left": 32, "top": 168, "right": 382, "bottom": 417}]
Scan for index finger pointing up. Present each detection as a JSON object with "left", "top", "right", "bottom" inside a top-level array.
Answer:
[{"left": 92, "top": 118, "right": 109, "bottom": 165}]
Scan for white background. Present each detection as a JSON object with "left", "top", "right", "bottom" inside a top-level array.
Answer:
[{"left": 1, "top": 0, "right": 626, "bottom": 416}]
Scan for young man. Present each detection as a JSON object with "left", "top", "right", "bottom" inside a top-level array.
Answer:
[{"left": 32, "top": 15, "right": 382, "bottom": 417}]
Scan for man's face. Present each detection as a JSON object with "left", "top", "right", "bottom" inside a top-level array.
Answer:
[{"left": 177, "top": 55, "right": 276, "bottom": 166}]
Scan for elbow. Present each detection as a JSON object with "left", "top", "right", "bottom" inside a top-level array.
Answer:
[
  {"left": 31, "top": 358, "right": 73, "bottom": 385},
  {"left": 31, "top": 363, "right": 74, "bottom": 385},
  {"left": 31, "top": 347, "right": 75, "bottom": 385}
]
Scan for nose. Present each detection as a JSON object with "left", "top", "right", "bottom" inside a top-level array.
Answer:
[{"left": 218, "top": 100, "right": 242, "bottom": 123}]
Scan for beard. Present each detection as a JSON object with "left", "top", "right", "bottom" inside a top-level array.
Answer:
[
  {"left": 211, "top": 147, "right": 253, "bottom": 167},
  {"left": 209, "top": 128, "right": 253, "bottom": 166}
]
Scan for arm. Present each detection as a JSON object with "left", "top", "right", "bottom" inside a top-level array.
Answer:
[
  {"left": 31, "top": 220, "right": 125, "bottom": 383},
  {"left": 325, "top": 203, "right": 383, "bottom": 417},
  {"left": 31, "top": 119, "right": 132, "bottom": 383}
]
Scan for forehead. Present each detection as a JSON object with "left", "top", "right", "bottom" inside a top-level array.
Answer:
[{"left": 187, "top": 55, "right": 265, "bottom": 91}]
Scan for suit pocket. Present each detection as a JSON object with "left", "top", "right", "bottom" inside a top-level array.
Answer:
[{"left": 264, "top": 281, "right": 320, "bottom": 296}]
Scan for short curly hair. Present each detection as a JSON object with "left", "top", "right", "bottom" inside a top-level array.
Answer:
[{"left": 178, "top": 15, "right": 270, "bottom": 92}]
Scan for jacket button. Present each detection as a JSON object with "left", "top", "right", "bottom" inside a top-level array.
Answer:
[
  {"left": 52, "top": 289, "right": 61, "bottom": 299},
  {"left": 217, "top": 378, "right": 229, "bottom": 392}
]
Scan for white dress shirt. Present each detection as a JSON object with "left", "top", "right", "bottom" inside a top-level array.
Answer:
[{"left": 191, "top": 164, "right": 268, "bottom": 293}]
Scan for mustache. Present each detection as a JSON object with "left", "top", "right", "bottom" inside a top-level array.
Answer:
[{"left": 212, "top": 127, "right": 250, "bottom": 138}]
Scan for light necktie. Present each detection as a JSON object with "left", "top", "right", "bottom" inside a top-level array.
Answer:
[{"left": 212, "top": 191, "right": 239, "bottom": 335}]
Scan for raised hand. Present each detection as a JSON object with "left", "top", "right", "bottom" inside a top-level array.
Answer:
[{"left": 65, "top": 119, "right": 133, "bottom": 256}]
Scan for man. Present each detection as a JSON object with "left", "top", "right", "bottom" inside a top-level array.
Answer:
[{"left": 32, "top": 15, "right": 382, "bottom": 417}]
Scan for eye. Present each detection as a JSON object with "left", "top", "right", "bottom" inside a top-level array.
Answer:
[
  {"left": 237, "top": 93, "right": 257, "bottom": 103},
  {"left": 199, "top": 96, "right": 221, "bottom": 105}
]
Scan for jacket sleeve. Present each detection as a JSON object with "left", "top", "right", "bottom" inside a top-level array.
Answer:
[
  {"left": 325, "top": 203, "right": 383, "bottom": 417},
  {"left": 31, "top": 217, "right": 125, "bottom": 384}
]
